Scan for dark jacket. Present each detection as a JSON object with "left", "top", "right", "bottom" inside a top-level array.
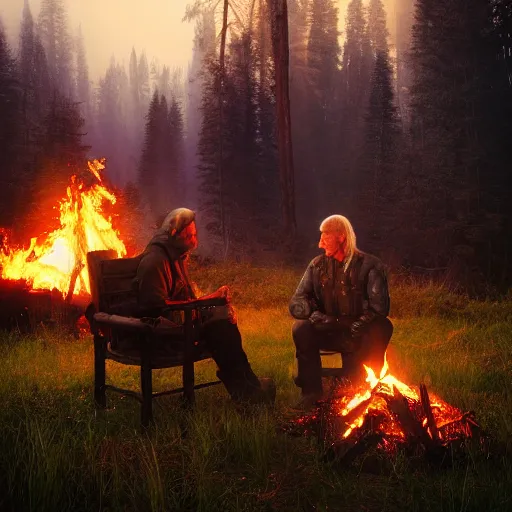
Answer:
[
  {"left": 135, "top": 228, "right": 195, "bottom": 317},
  {"left": 289, "top": 251, "right": 390, "bottom": 326}
]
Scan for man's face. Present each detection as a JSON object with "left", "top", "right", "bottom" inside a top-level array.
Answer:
[
  {"left": 318, "top": 230, "right": 345, "bottom": 257},
  {"left": 178, "top": 221, "right": 198, "bottom": 251}
]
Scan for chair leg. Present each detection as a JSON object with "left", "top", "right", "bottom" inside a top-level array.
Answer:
[
  {"left": 182, "top": 309, "right": 195, "bottom": 408},
  {"left": 182, "top": 359, "right": 195, "bottom": 408},
  {"left": 93, "top": 334, "right": 106, "bottom": 408},
  {"left": 141, "top": 361, "right": 153, "bottom": 427}
]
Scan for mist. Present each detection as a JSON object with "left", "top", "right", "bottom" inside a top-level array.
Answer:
[{"left": 0, "top": 0, "right": 510, "bottom": 292}]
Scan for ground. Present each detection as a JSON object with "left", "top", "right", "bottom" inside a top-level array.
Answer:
[{"left": 0, "top": 264, "right": 510, "bottom": 511}]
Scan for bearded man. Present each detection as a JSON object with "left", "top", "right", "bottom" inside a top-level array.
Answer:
[
  {"left": 135, "top": 208, "right": 275, "bottom": 405},
  {"left": 289, "top": 215, "right": 393, "bottom": 409}
]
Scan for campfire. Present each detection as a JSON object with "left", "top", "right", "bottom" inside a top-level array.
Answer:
[
  {"left": 290, "top": 355, "right": 482, "bottom": 469},
  {"left": 0, "top": 160, "right": 127, "bottom": 332}
]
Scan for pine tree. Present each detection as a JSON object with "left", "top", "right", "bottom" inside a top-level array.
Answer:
[
  {"left": 358, "top": 50, "right": 401, "bottom": 253},
  {"left": 38, "top": 0, "right": 74, "bottom": 98},
  {"left": 137, "top": 91, "right": 170, "bottom": 218},
  {"left": 167, "top": 96, "right": 185, "bottom": 205},
  {"left": 18, "top": 1, "right": 51, "bottom": 178},
  {"left": 138, "top": 52, "right": 150, "bottom": 118},
  {"left": 25, "top": 92, "right": 89, "bottom": 237},
  {"left": 129, "top": 47, "right": 140, "bottom": 120},
  {"left": 340, "top": 0, "right": 373, "bottom": 201},
  {"left": 288, "top": 0, "right": 313, "bottom": 230},
  {"left": 305, "top": 0, "right": 341, "bottom": 219},
  {"left": 95, "top": 58, "right": 130, "bottom": 184},
  {"left": 0, "top": 24, "right": 22, "bottom": 225},
  {"left": 75, "top": 25, "right": 90, "bottom": 122},
  {"left": 409, "top": 0, "right": 511, "bottom": 289},
  {"left": 367, "top": 0, "right": 388, "bottom": 55},
  {"left": 185, "top": 8, "right": 216, "bottom": 209}
]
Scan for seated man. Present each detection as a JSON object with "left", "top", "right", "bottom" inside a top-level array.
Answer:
[
  {"left": 135, "top": 207, "right": 275, "bottom": 405},
  {"left": 289, "top": 214, "right": 393, "bottom": 409}
]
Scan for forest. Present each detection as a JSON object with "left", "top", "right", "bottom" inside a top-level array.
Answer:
[{"left": 0, "top": 0, "right": 511, "bottom": 293}]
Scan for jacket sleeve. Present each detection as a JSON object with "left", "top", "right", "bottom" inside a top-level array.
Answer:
[
  {"left": 365, "top": 267, "right": 390, "bottom": 317},
  {"left": 136, "top": 252, "right": 171, "bottom": 315},
  {"left": 352, "top": 267, "right": 390, "bottom": 332},
  {"left": 289, "top": 263, "right": 318, "bottom": 319}
]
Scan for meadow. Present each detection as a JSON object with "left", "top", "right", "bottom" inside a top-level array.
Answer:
[{"left": 0, "top": 264, "right": 511, "bottom": 511}]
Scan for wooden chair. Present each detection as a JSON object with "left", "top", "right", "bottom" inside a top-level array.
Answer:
[{"left": 86, "top": 249, "right": 224, "bottom": 427}]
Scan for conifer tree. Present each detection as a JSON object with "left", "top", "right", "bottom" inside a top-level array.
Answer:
[
  {"left": 185, "top": 8, "right": 216, "bottom": 208},
  {"left": 18, "top": 1, "right": 51, "bottom": 172},
  {"left": 0, "top": 25, "right": 21, "bottom": 225},
  {"left": 305, "top": 0, "right": 341, "bottom": 218},
  {"left": 137, "top": 91, "right": 171, "bottom": 218},
  {"left": 409, "top": 0, "right": 511, "bottom": 288},
  {"left": 75, "top": 25, "right": 90, "bottom": 122},
  {"left": 358, "top": 50, "right": 401, "bottom": 252},
  {"left": 340, "top": 0, "right": 372, "bottom": 196},
  {"left": 38, "top": 0, "right": 74, "bottom": 97},
  {"left": 367, "top": 0, "right": 388, "bottom": 55}
]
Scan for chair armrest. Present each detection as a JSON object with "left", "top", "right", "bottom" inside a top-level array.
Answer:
[
  {"left": 93, "top": 312, "right": 153, "bottom": 333},
  {"left": 164, "top": 297, "right": 227, "bottom": 311},
  {"left": 93, "top": 312, "right": 185, "bottom": 337}
]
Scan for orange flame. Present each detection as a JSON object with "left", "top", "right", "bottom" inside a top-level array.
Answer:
[
  {"left": 0, "top": 159, "right": 126, "bottom": 298},
  {"left": 337, "top": 353, "right": 461, "bottom": 440}
]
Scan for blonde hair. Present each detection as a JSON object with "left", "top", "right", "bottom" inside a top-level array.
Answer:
[{"left": 319, "top": 215, "right": 358, "bottom": 269}]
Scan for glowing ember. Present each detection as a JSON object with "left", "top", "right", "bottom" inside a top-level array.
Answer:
[
  {"left": 334, "top": 354, "right": 462, "bottom": 442},
  {"left": 0, "top": 160, "right": 126, "bottom": 298}
]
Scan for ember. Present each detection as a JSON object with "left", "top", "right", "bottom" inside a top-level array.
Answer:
[
  {"left": 288, "top": 355, "right": 482, "bottom": 468},
  {"left": 0, "top": 159, "right": 126, "bottom": 300}
]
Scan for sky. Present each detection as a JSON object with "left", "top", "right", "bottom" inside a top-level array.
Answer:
[
  {"left": 1, "top": 0, "right": 195, "bottom": 80},
  {"left": 1, "top": 0, "right": 400, "bottom": 82}
]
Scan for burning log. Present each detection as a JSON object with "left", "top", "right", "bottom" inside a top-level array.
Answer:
[
  {"left": 0, "top": 159, "right": 128, "bottom": 335},
  {"left": 285, "top": 356, "right": 484, "bottom": 470},
  {"left": 328, "top": 411, "right": 386, "bottom": 466},
  {"left": 0, "top": 278, "right": 84, "bottom": 335},
  {"left": 420, "top": 383, "right": 440, "bottom": 441},
  {"left": 385, "top": 385, "right": 435, "bottom": 449}
]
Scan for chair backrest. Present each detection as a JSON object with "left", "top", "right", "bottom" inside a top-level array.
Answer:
[{"left": 87, "top": 250, "right": 142, "bottom": 315}]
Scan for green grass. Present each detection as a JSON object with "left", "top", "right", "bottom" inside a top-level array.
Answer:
[{"left": 0, "top": 264, "right": 511, "bottom": 511}]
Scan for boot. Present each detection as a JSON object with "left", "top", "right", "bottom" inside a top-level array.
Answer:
[
  {"left": 217, "top": 370, "right": 276, "bottom": 406},
  {"left": 249, "top": 377, "right": 276, "bottom": 405}
]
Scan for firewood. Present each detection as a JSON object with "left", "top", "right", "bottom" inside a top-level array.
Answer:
[
  {"left": 66, "top": 262, "right": 84, "bottom": 303},
  {"left": 419, "top": 383, "right": 440, "bottom": 442},
  {"left": 330, "top": 412, "right": 386, "bottom": 465},
  {"left": 385, "top": 385, "right": 434, "bottom": 449}
]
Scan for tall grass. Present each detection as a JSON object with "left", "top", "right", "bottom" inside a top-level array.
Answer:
[{"left": 0, "top": 264, "right": 510, "bottom": 511}]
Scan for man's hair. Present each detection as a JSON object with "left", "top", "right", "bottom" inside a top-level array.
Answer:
[
  {"left": 161, "top": 208, "right": 196, "bottom": 237},
  {"left": 319, "top": 214, "right": 358, "bottom": 268}
]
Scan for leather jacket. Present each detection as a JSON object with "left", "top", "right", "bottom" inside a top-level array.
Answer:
[{"left": 289, "top": 251, "right": 390, "bottom": 332}]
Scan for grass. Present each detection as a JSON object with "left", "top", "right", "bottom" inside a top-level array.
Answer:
[{"left": 0, "top": 264, "right": 511, "bottom": 511}]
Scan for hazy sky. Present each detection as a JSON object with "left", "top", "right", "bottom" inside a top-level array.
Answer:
[
  {"left": 1, "top": 0, "right": 195, "bottom": 80},
  {"left": 1, "top": 1, "right": 400, "bottom": 82}
]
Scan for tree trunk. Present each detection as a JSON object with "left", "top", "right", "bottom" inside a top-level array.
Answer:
[
  {"left": 267, "top": 0, "right": 297, "bottom": 239},
  {"left": 219, "top": 0, "right": 229, "bottom": 256}
]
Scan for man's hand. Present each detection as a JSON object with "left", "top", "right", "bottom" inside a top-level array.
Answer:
[
  {"left": 227, "top": 303, "right": 237, "bottom": 324},
  {"left": 216, "top": 285, "right": 231, "bottom": 302},
  {"left": 199, "top": 285, "right": 231, "bottom": 303},
  {"left": 309, "top": 311, "right": 337, "bottom": 325},
  {"left": 350, "top": 319, "right": 366, "bottom": 338}
]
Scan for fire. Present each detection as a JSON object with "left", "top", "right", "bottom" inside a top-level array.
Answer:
[
  {"left": 0, "top": 160, "right": 126, "bottom": 298},
  {"left": 336, "top": 353, "right": 461, "bottom": 441}
]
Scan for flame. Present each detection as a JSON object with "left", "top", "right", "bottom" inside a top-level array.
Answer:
[
  {"left": 0, "top": 159, "right": 126, "bottom": 298},
  {"left": 336, "top": 353, "right": 461, "bottom": 440}
]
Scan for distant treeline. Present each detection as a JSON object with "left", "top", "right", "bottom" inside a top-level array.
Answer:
[{"left": 0, "top": 0, "right": 511, "bottom": 292}]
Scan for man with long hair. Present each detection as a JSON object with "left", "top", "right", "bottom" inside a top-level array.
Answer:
[
  {"left": 289, "top": 215, "right": 393, "bottom": 410},
  {"left": 135, "top": 208, "right": 276, "bottom": 406}
]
